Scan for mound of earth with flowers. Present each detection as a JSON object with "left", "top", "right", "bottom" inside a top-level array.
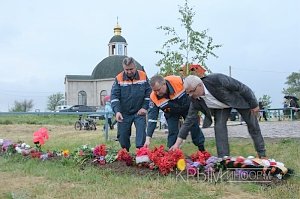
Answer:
[{"left": 0, "top": 127, "right": 294, "bottom": 183}]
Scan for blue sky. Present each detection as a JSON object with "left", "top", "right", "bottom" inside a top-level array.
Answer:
[{"left": 0, "top": 0, "right": 299, "bottom": 111}]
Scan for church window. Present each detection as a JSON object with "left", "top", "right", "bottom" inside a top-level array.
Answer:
[
  {"left": 111, "top": 45, "right": 115, "bottom": 55},
  {"left": 78, "top": 91, "right": 87, "bottom": 105},
  {"left": 118, "top": 44, "right": 123, "bottom": 55}
]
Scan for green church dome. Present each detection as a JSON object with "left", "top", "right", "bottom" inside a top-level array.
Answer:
[{"left": 91, "top": 55, "right": 143, "bottom": 79}]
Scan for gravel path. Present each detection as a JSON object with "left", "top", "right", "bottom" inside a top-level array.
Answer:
[
  {"left": 155, "top": 120, "right": 300, "bottom": 138},
  {"left": 202, "top": 120, "right": 300, "bottom": 138}
]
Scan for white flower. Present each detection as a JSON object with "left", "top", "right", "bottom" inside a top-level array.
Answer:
[
  {"left": 40, "top": 153, "right": 49, "bottom": 161},
  {"left": 261, "top": 159, "right": 270, "bottom": 167},
  {"left": 0, "top": 139, "right": 3, "bottom": 145},
  {"left": 244, "top": 159, "right": 254, "bottom": 165},
  {"left": 15, "top": 147, "right": 22, "bottom": 153}
]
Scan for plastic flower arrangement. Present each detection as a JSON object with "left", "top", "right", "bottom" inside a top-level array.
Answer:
[
  {"left": 33, "top": 127, "right": 49, "bottom": 151},
  {"left": 1, "top": 139, "right": 13, "bottom": 153},
  {"left": 204, "top": 156, "right": 222, "bottom": 173},
  {"left": 148, "top": 145, "right": 184, "bottom": 175},
  {"left": 190, "top": 150, "right": 211, "bottom": 165},
  {"left": 62, "top": 150, "right": 70, "bottom": 157},
  {"left": 117, "top": 148, "right": 133, "bottom": 166},
  {"left": 135, "top": 147, "right": 150, "bottom": 164},
  {"left": 220, "top": 156, "right": 292, "bottom": 179},
  {"left": 93, "top": 144, "right": 107, "bottom": 165},
  {"left": 0, "top": 133, "right": 294, "bottom": 180},
  {"left": 177, "top": 159, "right": 186, "bottom": 171},
  {"left": 71, "top": 144, "right": 94, "bottom": 165}
]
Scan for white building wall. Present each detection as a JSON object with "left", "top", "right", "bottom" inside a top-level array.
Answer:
[{"left": 65, "top": 78, "right": 114, "bottom": 107}]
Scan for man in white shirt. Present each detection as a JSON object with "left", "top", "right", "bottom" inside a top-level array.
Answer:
[{"left": 170, "top": 74, "right": 266, "bottom": 159}]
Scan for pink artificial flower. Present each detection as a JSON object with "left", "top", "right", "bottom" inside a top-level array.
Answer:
[{"left": 33, "top": 127, "right": 49, "bottom": 145}]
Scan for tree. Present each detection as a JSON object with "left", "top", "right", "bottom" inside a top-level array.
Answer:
[
  {"left": 282, "top": 71, "right": 300, "bottom": 98},
  {"left": 9, "top": 99, "right": 34, "bottom": 112},
  {"left": 47, "top": 92, "right": 64, "bottom": 111},
  {"left": 258, "top": 95, "right": 272, "bottom": 108},
  {"left": 155, "top": 0, "right": 222, "bottom": 76}
]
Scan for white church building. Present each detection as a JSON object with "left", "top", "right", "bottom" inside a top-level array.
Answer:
[{"left": 64, "top": 23, "right": 144, "bottom": 108}]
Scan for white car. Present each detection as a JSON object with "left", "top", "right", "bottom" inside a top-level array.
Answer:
[{"left": 55, "top": 105, "right": 71, "bottom": 112}]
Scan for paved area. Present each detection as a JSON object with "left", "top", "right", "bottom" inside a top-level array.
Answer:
[{"left": 155, "top": 120, "right": 300, "bottom": 138}]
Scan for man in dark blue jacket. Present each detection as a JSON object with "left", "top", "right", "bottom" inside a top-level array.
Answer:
[
  {"left": 144, "top": 75, "right": 205, "bottom": 150},
  {"left": 170, "top": 74, "right": 266, "bottom": 158},
  {"left": 111, "top": 57, "right": 151, "bottom": 151}
]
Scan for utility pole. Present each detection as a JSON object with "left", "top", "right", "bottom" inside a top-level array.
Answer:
[{"left": 229, "top": 65, "right": 232, "bottom": 77}]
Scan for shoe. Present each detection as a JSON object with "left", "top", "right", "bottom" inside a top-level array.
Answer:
[
  {"left": 257, "top": 154, "right": 268, "bottom": 159},
  {"left": 198, "top": 145, "right": 205, "bottom": 151}
]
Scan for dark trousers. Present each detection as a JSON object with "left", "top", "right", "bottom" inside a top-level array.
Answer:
[
  {"left": 211, "top": 108, "right": 266, "bottom": 158},
  {"left": 117, "top": 113, "right": 146, "bottom": 151},
  {"left": 259, "top": 110, "right": 268, "bottom": 121},
  {"left": 166, "top": 113, "right": 205, "bottom": 148}
]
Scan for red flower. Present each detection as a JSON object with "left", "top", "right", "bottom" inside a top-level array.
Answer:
[
  {"left": 117, "top": 148, "right": 133, "bottom": 166},
  {"left": 148, "top": 146, "right": 184, "bottom": 175},
  {"left": 30, "top": 150, "right": 42, "bottom": 158},
  {"left": 33, "top": 127, "right": 49, "bottom": 145},
  {"left": 99, "top": 159, "right": 106, "bottom": 165},
  {"left": 148, "top": 145, "right": 166, "bottom": 166},
  {"left": 93, "top": 144, "right": 107, "bottom": 156},
  {"left": 79, "top": 150, "right": 85, "bottom": 156},
  {"left": 188, "top": 167, "right": 198, "bottom": 175},
  {"left": 190, "top": 151, "right": 211, "bottom": 165},
  {"left": 136, "top": 147, "right": 149, "bottom": 156}
]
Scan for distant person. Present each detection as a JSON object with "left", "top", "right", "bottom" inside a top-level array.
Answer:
[
  {"left": 289, "top": 98, "right": 299, "bottom": 119},
  {"left": 283, "top": 99, "right": 289, "bottom": 109},
  {"left": 289, "top": 98, "right": 299, "bottom": 109},
  {"left": 189, "top": 64, "right": 206, "bottom": 78},
  {"left": 111, "top": 57, "right": 151, "bottom": 151},
  {"left": 170, "top": 74, "right": 266, "bottom": 159},
  {"left": 103, "top": 100, "right": 114, "bottom": 130},
  {"left": 258, "top": 101, "right": 268, "bottom": 121},
  {"left": 159, "top": 110, "right": 168, "bottom": 130}
]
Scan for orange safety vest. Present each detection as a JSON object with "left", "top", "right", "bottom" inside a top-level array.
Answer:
[
  {"left": 116, "top": 70, "right": 147, "bottom": 86},
  {"left": 150, "top": 75, "right": 185, "bottom": 108}
]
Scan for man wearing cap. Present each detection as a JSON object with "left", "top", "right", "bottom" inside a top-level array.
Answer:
[
  {"left": 170, "top": 74, "right": 266, "bottom": 158},
  {"left": 189, "top": 64, "right": 206, "bottom": 78}
]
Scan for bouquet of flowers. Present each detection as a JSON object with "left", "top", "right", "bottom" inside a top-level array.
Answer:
[
  {"left": 190, "top": 150, "right": 211, "bottom": 165},
  {"left": 148, "top": 145, "right": 184, "bottom": 175},
  {"left": 135, "top": 147, "right": 150, "bottom": 164},
  {"left": 93, "top": 144, "right": 107, "bottom": 165},
  {"left": 117, "top": 148, "right": 133, "bottom": 166},
  {"left": 71, "top": 144, "right": 94, "bottom": 165}
]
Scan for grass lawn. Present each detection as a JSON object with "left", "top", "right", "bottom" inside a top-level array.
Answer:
[{"left": 0, "top": 123, "right": 299, "bottom": 199}]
